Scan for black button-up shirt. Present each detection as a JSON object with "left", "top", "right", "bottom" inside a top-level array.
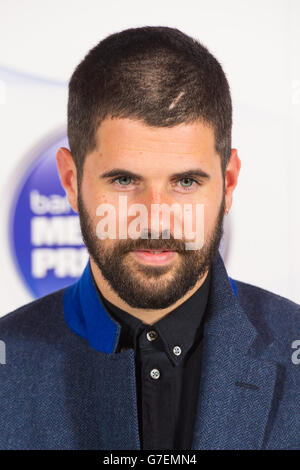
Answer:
[{"left": 97, "top": 269, "right": 211, "bottom": 450}]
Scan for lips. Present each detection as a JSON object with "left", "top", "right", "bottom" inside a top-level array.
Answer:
[
  {"left": 137, "top": 249, "right": 174, "bottom": 253},
  {"left": 131, "top": 249, "right": 177, "bottom": 265}
]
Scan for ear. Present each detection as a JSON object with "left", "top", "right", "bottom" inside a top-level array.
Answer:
[
  {"left": 224, "top": 148, "right": 241, "bottom": 214},
  {"left": 56, "top": 147, "right": 78, "bottom": 213}
]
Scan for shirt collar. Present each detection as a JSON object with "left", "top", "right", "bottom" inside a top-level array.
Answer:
[
  {"left": 99, "top": 270, "right": 211, "bottom": 365},
  {"left": 63, "top": 251, "right": 237, "bottom": 355}
]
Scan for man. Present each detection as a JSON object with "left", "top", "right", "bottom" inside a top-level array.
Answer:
[{"left": 0, "top": 26, "right": 299, "bottom": 450}]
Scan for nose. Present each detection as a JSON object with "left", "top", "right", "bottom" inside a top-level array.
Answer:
[{"left": 135, "top": 186, "right": 182, "bottom": 238}]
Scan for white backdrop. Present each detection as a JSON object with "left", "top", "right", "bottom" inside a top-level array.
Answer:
[{"left": 0, "top": 0, "right": 299, "bottom": 315}]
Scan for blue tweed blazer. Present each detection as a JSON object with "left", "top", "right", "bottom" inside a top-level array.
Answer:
[{"left": 0, "top": 251, "right": 299, "bottom": 450}]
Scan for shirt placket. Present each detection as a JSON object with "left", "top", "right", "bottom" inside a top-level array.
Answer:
[{"left": 137, "top": 326, "right": 177, "bottom": 450}]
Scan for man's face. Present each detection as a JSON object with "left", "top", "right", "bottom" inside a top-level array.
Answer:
[{"left": 75, "top": 117, "right": 227, "bottom": 309}]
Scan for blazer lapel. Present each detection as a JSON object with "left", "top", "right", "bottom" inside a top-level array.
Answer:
[
  {"left": 92, "top": 348, "right": 141, "bottom": 450},
  {"left": 192, "top": 253, "right": 279, "bottom": 450}
]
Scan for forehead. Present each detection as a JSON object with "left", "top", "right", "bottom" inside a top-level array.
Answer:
[{"left": 95, "top": 117, "right": 216, "bottom": 158}]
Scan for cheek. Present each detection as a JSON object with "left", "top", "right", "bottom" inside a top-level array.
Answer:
[
  {"left": 82, "top": 190, "right": 123, "bottom": 242},
  {"left": 198, "top": 187, "right": 223, "bottom": 238},
  {"left": 81, "top": 177, "right": 110, "bottom": 219},
  {"left": 203, "top": 204, "right": 219, "bottom": 237}
]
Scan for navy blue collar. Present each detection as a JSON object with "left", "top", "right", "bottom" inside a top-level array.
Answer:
[
  {"left": 63, "top": 252, "right": 238, "bottom": 354},
  {"left": 63, "top": 259, "right": 121, "bottom": 353}
]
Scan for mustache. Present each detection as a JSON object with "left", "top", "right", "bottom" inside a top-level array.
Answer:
[{"left": 112, "top": 231, "right": 188, "bottom": 253}]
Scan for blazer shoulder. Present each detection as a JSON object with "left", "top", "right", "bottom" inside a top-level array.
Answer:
[
  {"left": 0, "top": 287, "right": 68, "bottom": 338},
  {"left": 234, "top": 279, "right": 300, "bottom": 337}
]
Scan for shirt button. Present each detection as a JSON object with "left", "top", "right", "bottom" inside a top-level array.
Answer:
[
  {"left": 150, "top": 368, "right": 160, "bottom": 380},
  {"left": 173, "top": 346, "right": 182, "bottom": 356},
  {"left": 146, "top": 330, "right": 158, "bottom": 342}
]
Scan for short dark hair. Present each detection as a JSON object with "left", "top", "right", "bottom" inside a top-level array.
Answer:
[{"left": 68, "top": 26, "right": 232, "bottom": 183}]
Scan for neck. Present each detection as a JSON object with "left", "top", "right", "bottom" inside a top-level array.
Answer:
[{"left": 89, "top": 257, "right": 209, "bottom": 324}]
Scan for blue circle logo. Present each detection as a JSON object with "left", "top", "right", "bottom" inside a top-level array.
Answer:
[{"left": 9, "top": 134, "right": 88, "bottom": 298}]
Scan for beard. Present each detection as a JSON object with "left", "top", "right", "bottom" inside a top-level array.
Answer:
[{"left": 77, "top": 191, "right": 225, "bottom": 309}]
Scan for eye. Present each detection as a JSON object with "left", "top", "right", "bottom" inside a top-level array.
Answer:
[
  {"left": 178, "top": 177, "right": 196, "bottom": 188},
  {"left": 114, "top": 175, "right": 133, "bottom": 186}
]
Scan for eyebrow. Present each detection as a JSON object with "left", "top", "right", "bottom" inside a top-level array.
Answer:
[{"left": 100, "top": 168, "right": 210, "bottom": 180}]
